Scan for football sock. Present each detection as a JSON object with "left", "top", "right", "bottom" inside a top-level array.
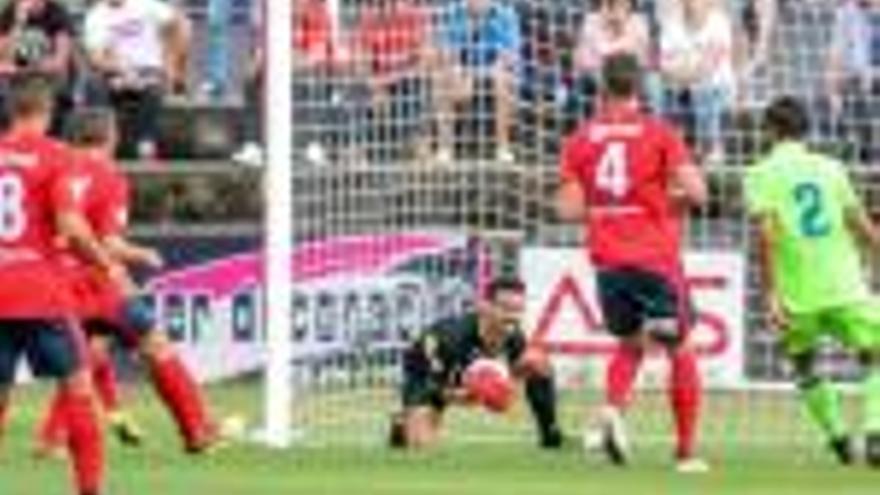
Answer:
[
  {"left": 862, "top": 369, "right": 880, "bottom": 433},
  {"left": 0, "top": 394, "right": 9, "bottom": 437},
  {"left": 90, "top": 348, "right": 120, "bottom": 412},
  {"left": 524, "top": 373, "right": 560, "bottom": 442},
  {"left": 38, "top": 391, "right": 68, "bottom": 447},
  {"left": 801, "top": 380, "right": 847, "bottom": 441},
  {"left": 607, "top": 344, "right": 643, "bottom": 410},
  {"left": 148, "top": 354, "right": 211, "bottom": 448},
  {"left": 62, "top": 387, "right": 104, "bottom": 495},
  {"left": 669, "top": 350, "right": 701, "bottom": 460}
]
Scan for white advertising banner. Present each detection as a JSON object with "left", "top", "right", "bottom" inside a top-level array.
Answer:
[{"left": 522, "top": 249, "right": 746, "bottom": 389}]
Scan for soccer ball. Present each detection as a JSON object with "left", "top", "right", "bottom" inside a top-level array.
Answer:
[
  {"left": 219, "top": 413, "right": 249, "bottom": 441},
  {"left": 463, "top": 358, "right": 515, "bottom": 414}
]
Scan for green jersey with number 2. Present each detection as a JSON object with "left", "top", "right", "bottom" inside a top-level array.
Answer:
[{"left": 745, "top": 141, "right": 869, "bottom": 314}]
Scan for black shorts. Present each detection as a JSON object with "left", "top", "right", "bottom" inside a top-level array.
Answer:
[
  {"left": 0, "top": 320, "right": 84, "bottom": 385},
  {"left": 83, "top": 317, "right": 141, "bottom": 351},
  {"left": 596, "top": 267, "right": 690, "bottom": 344},
  {"left": 401, "top": 344, "right": 448, "bottom": 411}
]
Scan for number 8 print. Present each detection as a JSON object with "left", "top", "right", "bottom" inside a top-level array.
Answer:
[{"left": 0, "top": 174, "right": 26, "bottom": 241}]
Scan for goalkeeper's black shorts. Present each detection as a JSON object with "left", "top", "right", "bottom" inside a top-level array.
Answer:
[{"left": 400, "top": 342, "right": 448, "bottom": 411}]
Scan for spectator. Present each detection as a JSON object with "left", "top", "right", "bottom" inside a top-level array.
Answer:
[
  {"left": 825, "top": 0, "right": 880, "bottom": 164},
  {"left": 435, "top": 0, "right": 521, "bottom": 164},
  {"left": 352, "top": 0, "right": 432, "bottom": 162},
  {"left": 289, "top": 0, "right": 358, "bottom": 167},
  {"left": 571, "top": 0, "right": 655, "bottom": 117},
  {"left": 732, "top": 0, "right": 777, "bottom": 108},
  {"left": 232, "top": 0, "right": 264, "bottom": 166},
  {"left": 735, "top": 0, "right": 776, "bottom": 72},
  {"left": 83, "top": 0, "right": 192, "bottom": 159},
  {"left": 294, "top": 0, "right": 334, "bottom": 68},
  {"left": 660, "top": 0, "right": 735, "bottom": 163},
  {"left": 516, "top": 1, "right": 569, "bottom": 158},
  {"left": 201, "top": 0, "right": 233, "bottom": 100},
  {"left": 0, "top": 0, "right": 75, "bottom": 133}
]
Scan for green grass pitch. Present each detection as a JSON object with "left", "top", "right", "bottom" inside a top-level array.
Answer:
[{"left": 2, "top": 382, "right": 880, "bottom": 495}]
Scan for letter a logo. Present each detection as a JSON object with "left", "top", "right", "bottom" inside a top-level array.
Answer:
[{"left": 530, "top": 274, "right": 612, "bottom": 355}]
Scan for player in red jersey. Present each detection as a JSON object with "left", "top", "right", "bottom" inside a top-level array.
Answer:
[
  {"left": 0, "top": 74, "right": 114, "bottom": 495},
  {"left": 556, "top": 54, "right": 709, "bottom": 472},
  {"left": 36, "top": 108, "right": 219, "bottom": 455}
]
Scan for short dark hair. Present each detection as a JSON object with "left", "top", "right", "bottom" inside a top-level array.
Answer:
[
  {"left": 485, "top": 276, "right": 525, "bottom": 300},
  {"left": 67, "top": 107, "right": 117, "bottom": 147},
  {"left": 762, "top": 96, "right": 809, "bottom": 140},
  {"left": 7, "top": 73, "right": 54, "bottom": 119},
  {"left": 601, "top": 53, "right": 642, "bottom": 99}
]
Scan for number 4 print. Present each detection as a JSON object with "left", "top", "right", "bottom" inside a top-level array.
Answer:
[{"left": 596, "top": 142, "right": 629, "bottom": 199}]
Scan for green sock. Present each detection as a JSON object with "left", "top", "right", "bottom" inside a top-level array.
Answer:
[
  {"left": 801, "top": 381, "right": 847, "bottom": 440},
  {"left": 862, "top": 370, "right": 880, "bottom": 433}
]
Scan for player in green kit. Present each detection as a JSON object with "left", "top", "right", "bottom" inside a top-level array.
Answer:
[{"left": 746, "top": 96, "right": 880, "bottom": 467}]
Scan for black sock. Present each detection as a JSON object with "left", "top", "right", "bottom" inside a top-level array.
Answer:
[
  {"left": 525, "top": 373, "right": 560, "bottom": 443},
  {"left": 388, "top": 412, "right": 407, "bottom": 449}
]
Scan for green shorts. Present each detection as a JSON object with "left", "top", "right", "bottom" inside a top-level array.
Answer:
[{"left": 783, "top": 301, "right": 880, "bottom": 355}]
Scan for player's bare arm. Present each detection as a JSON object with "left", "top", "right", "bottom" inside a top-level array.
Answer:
[
  {"left": 556, "top": 179, "right": 587, "bottom": 222},
  {"left": 103, "top": 234, "right": 164, "bottom": 269},
  {"left": 845, "top": 206, "right": 880, "bottom": 253},
  {"left": 754, "top": 212, "right": 787, "bottom": 330},
  {"left": 56, "top": 208, "right": 122, "bottom": 279},
  {"left": 670, "top": 162, "right": 708, "bottom": 208}
]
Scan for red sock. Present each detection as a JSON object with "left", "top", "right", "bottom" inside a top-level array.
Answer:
[
  {"left": 668, "top": 350, "right": 701, "bottom": 459},
  {"left": 606, "top": 344, "right": 643, "bottom": 409},
  {"left": 0, "top": 395, "right": 9, "bottom": 438},
  {"left": 149, "top": 354, "right": 211, "bottom": 448},
  {"left": 90, "top": 350, "right": 120, "bottom": 412},
  {"left": 38, "top": 391, "right": 68, "bottom": 448},
  {"left": 61, "top": 388, "right": 104, "bottom": 495}
]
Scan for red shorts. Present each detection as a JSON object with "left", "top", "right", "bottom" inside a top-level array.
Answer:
[
  {"left": 66, "top": 265, "right": 124, "bottom": 323},
  {"left": 0, "top": 260, "right": 75, "bottom": 319}
]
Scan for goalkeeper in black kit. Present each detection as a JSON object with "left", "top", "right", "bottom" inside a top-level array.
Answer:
[{"left": 389, "top": 277, "right": 565, "bottom": 450}]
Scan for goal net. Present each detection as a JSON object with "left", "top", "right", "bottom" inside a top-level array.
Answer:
[{"left": 253, "top": 0, "right": 877, "bottom": 459}]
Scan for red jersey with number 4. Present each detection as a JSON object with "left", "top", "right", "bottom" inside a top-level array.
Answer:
[
  {"left": 64, "top": 151, "right": 130, "bottom": 320},
  {"left": 560, "top": 105, "right": 692, "bottom": 276},
  {"left": 0, "top": 131, "right": 77, "bottom": 318}
]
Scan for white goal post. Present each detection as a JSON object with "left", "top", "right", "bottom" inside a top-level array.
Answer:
[{"left": 260, "top": 0, "right": 295, "bottom": 448}]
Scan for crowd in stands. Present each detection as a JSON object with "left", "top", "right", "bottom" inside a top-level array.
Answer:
[
  {"left": 0, "top": 0, "right": 874, "bottom": 222},
  {"left": 0, "top": 0, "right": 258, "bottom": 224},
  {"left": 0, "top": 0, "right": 874, "bottom": 168},
  {"left": 286, "top": 0, "right": 880, "bottom": 169},
  {"left": 0, "top": 0, "right": 196, "bottom": 159}
]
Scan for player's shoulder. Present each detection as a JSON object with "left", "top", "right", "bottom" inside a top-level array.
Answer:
[
  {"left": 641, "top": 114, "right": 681, "bottom": 140},
  {"left": 430, "top": 313, "right": 478, "bottom": 335},
  {"left": 745, "top": 150, "right": 782, "bottom": 193},
  {"left": 73, "top": 150, "right": 116, "bottom": 174},
  {"left": 809, "top": 149, "right": 846, "bottom": 174},
  {"left": 564, "top": 120, "right": 593, "bottom": 145},
  {"left": 0, "top": 133, "right": 71, "bottom": 171},
  {"left": 33, "top": 135, "right": 73, "bottom": 159}
]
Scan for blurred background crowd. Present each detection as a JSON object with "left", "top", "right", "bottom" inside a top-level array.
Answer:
[{"left": 2, "top": 0, "right": 876, "bottom": 226}]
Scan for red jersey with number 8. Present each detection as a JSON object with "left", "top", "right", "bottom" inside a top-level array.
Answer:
[
  {"left": 0, "top": 130, "right": 77, "bottom": 318},
  {"left": 559, "top": 106, "right": 692, "bottom": 276}
]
